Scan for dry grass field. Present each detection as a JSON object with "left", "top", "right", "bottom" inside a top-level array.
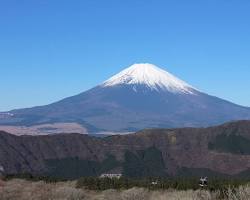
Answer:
[
  {"left": 0, "top": 123, "right": 87, "bottom": 135},
  {"left": 1, "top": 179, "right": 250, "bottom": 200}
]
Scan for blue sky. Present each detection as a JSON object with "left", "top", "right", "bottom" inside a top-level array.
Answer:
[{"left": 0, "top": 0, "right": 250, "bottom": 111}]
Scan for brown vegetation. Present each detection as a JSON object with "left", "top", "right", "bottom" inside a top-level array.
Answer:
[{"left": 1, "top": 179, "right": 250, "bottom": 200}]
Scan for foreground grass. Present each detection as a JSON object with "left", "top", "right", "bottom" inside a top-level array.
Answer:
[{"left": 1, "top": 179, "right": 250, "bottom": 200}]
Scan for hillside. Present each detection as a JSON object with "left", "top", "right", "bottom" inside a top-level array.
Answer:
[{"left": 1, "top": 121, "right": 250, "bottom": 179}]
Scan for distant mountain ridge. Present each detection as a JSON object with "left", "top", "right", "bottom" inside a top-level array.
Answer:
[
  {"left": 1, "top": 63, "right": 250, "bottom": 134},
  {"left": 1, "top": 120, "right": 250, "bottom": 179}
]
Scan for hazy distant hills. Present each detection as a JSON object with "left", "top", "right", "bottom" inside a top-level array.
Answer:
[
  {"left": 1, "top": 63, "right": 250, "bottom": 134},
  {"left": 1, "top": 120, "right": 250, "bottom": 179}
]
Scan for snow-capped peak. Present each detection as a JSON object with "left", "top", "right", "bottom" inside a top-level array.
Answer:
[{"left": 102, "top": 63, "right": 195, "bottom": 94}]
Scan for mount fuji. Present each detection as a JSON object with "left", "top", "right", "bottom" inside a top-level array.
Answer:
[{"left": 1, "top": 63, "right": 250, "bottom": 134}]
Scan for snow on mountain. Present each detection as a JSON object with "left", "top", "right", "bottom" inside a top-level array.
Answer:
[
  {"left": 102, "top": 63, "right": 195, "bottom": 94},
  {"left": 1, "top": 62, "right": 250, "bottom": 134}
]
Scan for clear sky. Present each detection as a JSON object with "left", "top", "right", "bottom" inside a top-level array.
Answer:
[{"left": 1, "top": 0, "right": 250, "bottom": 111}]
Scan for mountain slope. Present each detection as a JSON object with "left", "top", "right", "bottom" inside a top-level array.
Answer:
[
  {"left": 1, "top": 63, "right": 250, "bottom": 133},
  {"left": 1, "top": 121, "right": 250, "bottom": 178}
]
